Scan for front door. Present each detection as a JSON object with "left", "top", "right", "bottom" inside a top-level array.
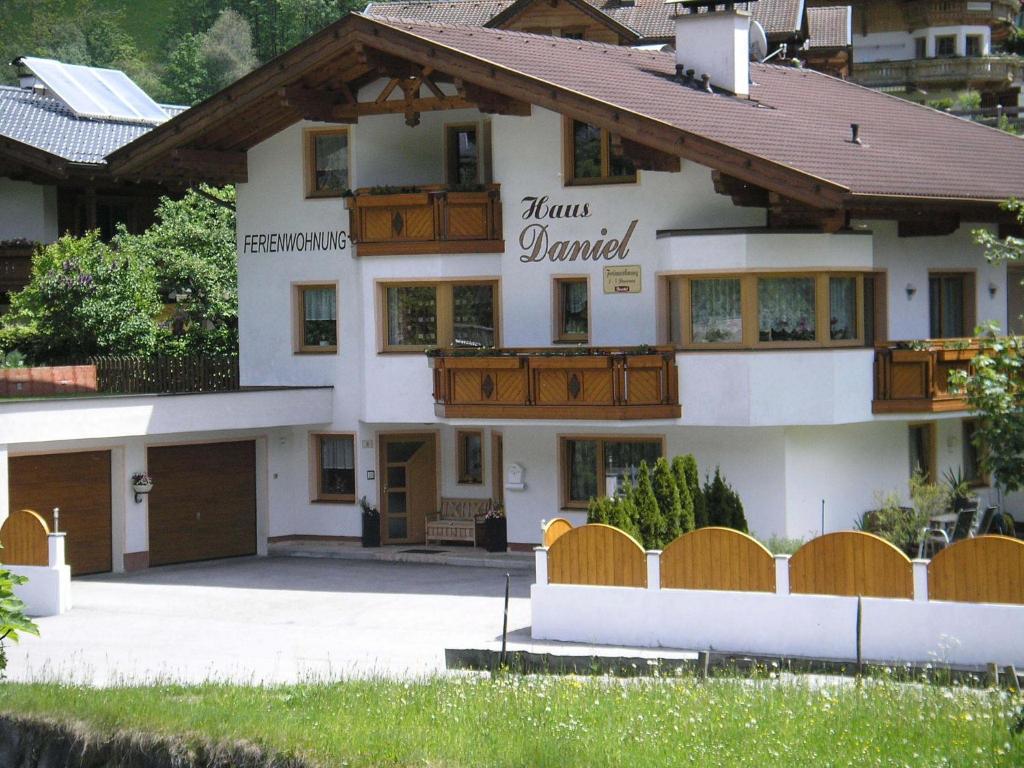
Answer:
[{"left": 379, "top": 433, "right": 437, "bottom": 545}]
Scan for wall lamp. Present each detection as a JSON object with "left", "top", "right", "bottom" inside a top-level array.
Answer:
[
  {"left": 989, "top": 282, "right": 998, "bottom": 298},
  {"left": 905, "top": 283, "right": 917, "bottom": 299}
]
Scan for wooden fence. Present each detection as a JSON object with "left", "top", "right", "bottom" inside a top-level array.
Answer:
[
  {"left": 547, "top": 524, "right": 646, "bottom": 588},
  {"left": 542, "top": 518, "right": 573, "bottom": 549},
  {"left": 91, "top": 354, "right": 240, "bottom": 395},
  {"left": 661, "top": 527, "right": 775, "bottom": 592},
  {"left": 0, "top": 509, "right": 50, "bottom": 566},
  {"left": 929, "top": 536, "right": 1024, "bottom": 605},
  {"left": 789, "top": 531, "right": 914, "bottom": 599}
]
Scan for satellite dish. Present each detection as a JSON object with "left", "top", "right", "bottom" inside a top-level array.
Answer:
[{"left": 749, "top": 20, "right": 769, "bottom": 62}]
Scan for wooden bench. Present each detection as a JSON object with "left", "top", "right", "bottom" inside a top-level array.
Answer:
[{"left": 425, "top": 498, "right": 492, "bottom": 546}]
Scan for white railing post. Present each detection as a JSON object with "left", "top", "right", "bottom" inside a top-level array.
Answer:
[
  {"left": 48, "top": 532, "right": 67, "bottom": 568},
  {"left": 534, "top": 546, "right": 548, "bottom": 586},
  {"left": 774, "top": 554, "right": 791, "bottom": 596},
  {"left": 912, "top": 559, "right": 929, "bottom": 602},
  {"left": 646, "top": 551, "right": 661, "bottom": 591}
]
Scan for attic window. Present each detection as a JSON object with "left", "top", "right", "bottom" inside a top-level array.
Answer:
[{"left": 563, "top": 119, "right": 636, "bottom": 185}]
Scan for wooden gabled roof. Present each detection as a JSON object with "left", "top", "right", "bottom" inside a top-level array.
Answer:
[{"left": 107, "top": 13, "right": 1024, "bottom": 219}]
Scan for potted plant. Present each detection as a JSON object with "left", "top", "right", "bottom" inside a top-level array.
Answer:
[
  {"left": 482, "top": 503, "right": 507, "bottom": 553},
  {"left": 359, "top": 496, "right": 381, "bottom": 548},
  {"left": 131, "top": 472, "right": 154, "bottom": 503}
]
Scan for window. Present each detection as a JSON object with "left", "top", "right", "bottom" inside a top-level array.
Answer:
[
  {"left": 935, "top": 35, "right": 956, "bottom": 57},
  {"left": 457, "top": 430, "right": 483, "bottom": 484},
  {"left": 908, "top": 423, "right": 936, "bottom": 481},
  {"left": 962, "top": 419, "right": 988, "bottom": 486},
  {"left": 554, "top": 277, "right": 589, "bottom": 342},
  {"left": 929, "top": 273, "right": 974, "bottom": 338},
  {"left": 562, "top": 437, "right": 663, "bottom": 507},
  {"left": 670, "top": 272, "right": 865, "bottom": 348},
  {"left": 295, "top": 284, "right": 338, "bottom": 353},
  {"left": 304, "top": 128, "right": 349, "bottom": 198},
  {"left": 381, "top": 280, "right": 498, "bottom": 351},
  {"left": 965, "top": 35, "right": 983, "bottom": 57},
  {"left": 914, "top": 37, "right": 927, "bottom": 58},
  {"left": 561, "top": 28, "right": 585, "bottom": 40},
  {"left": 314, "top": 434, "right": 356, "bottom": 502},
  {"left": 446, "top": 124, "right": 479, "bottom": 186},
  {"left": 564, "top": 119, "right": 636, "bottom": 185}
]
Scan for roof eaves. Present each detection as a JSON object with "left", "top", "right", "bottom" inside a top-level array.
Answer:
[{"left": 486, "top": 0, "right": 640, "bottom": 42}]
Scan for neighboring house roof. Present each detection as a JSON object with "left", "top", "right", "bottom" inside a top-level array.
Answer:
[
  {"left": 365, "top": 0, "right": 810, "bottom": 44},
  {"left": 0, "top": 85, "right": 185, "bottom": 167},
  {"left": 806, "top": 5, "right": 850, "bottom": 49},
  {"left": 109, "top": 14, "right": 1024, "bottom": 210},
  {"left": 487, "top": 0, "right": 640, "bottom": 42}
]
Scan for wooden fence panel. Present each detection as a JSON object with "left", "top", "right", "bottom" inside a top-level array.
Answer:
[
  {"left": 660, "top": 527, "right": 775, "bottom": 592},
  {"left": 929, "top": 535, "right": 1024, "bottom": 605},
  {"left": 0, "top": 509, "right": 50, "bottom": 566},
  {"left": 789, "top": 531, "right": 913, "bottom": 599},
  {"left": 91, "top": 355, "right": 240, "bottom": 395},
  {"left": 548, "top": 524, "right": 646, "bottom": 587},
  {"left": 542, "top": 518, "right": 573, "bottom": 549}
]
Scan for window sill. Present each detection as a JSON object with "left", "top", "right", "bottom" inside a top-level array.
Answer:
[
  {"left": 565, "top": 176, "right": 638, "bottom": 187},
  {"left": 296, "top": 348, "right": 338, "bottom": 355},
  {"left": 312, "top": 497, "right": 357, "bottom": 505}
]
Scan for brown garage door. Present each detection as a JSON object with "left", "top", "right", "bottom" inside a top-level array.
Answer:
[
  {"left": 9, "top": 451, "right": 112, "bottom": 576},
  {"left": 147, "top": 441, "right": 256, "bottom": 567}
]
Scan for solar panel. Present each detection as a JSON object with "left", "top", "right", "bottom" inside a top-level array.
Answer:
[{"left": 18, "top": 57, "right": 169, "bottom": 125}]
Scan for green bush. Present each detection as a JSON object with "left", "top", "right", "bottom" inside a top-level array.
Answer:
[
  {"left": 704, "top": 467, "right": 748, "bottom": 533},
  {"left": 586, "top": 493, "right": 640, "bottom": 543},
  {"left": 673, "top": 454, "right": 706, "bottom": 528},
  {"left": 652, "top": 457, "right": 683, "bottom": 541},
  {"left": 631, "top": 462, "right": 664, "bottom": 549},
  {"left": 0, "top": 550, "right": 39, "bottom": 676}
]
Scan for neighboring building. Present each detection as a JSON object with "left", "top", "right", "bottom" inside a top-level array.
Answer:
[
  {"left": 830, "top": 0, "right": 1024, "bottom": 106},
  {"left": 2, "top": 7, "right": 1023, "bottom": 575}
]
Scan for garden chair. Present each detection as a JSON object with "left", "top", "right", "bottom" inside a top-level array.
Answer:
[
  {"left": 976, "top": 506, "right": 1000, "bottom": 536},
  {"left": 917, "top": 502, "right": 980, "bottom": 559}
]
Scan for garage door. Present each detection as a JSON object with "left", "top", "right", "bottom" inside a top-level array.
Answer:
[
  {"left": 147, "top": 441, "right": 256, "bottom": 567},
  {"left": 9, "top": 451, "right": 112, "bottom": 576}
]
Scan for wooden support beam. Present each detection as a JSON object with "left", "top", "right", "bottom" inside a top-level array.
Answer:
[
  {"left": 897, "top": 217, "right": 960, "bottom": 237},
  {"left": 169, "top": 149, "right": 248, "bottom": 180},
  {"left": 459, "top": 81, "right": 532, "bottom": 116},
  {"left": 336, "top": 94, "right": 475, "bottom": 118},
  {"left": 279, "top": 86, "right": 358, "bottom": 123},
  {"left": 712, "top": 171, "right": 769, "bottom": 207},
  {"left": 375, "top": 77, "right": 401, "bottom": 104},
  {"left": 621, "top": 138, "right": 680, "bottom": 173}
]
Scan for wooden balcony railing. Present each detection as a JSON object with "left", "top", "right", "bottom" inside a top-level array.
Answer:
[
  {"left": 853, "top": 56, "right": 1024, "bottom": 89},
  {"left": 873, "top": 340, "right": 978, "bottom": 414},
  {"left": 430, "top": 347, "right": 681, "bottom": 420},
  {"left": 345, "top": 184, "right": 503, "bottom": 256}
]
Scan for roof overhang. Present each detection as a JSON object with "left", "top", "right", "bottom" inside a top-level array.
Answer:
[
  {"left": 0, "top": 135, "right": 69, "bottom": 181},
  {"left": 485, "top": 0, "right": 641, "bottom": 44}
]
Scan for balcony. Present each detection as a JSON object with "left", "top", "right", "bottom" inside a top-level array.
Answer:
[
  {"left": 852, "top": 56, "right": 1024, "bottom": 90},
  {"left": 344, "top": 184, "right": 503, "bottom": 257},
  {"left": 430, "top": 348, "right": 681, "bottom": 420},
  {"left": 873, "top": 341, "right": 978, "bottom": 414}
]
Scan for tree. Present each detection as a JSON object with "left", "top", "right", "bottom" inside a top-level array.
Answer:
[
  {"left": 630, "top": 462, "right": 663, "bottom": 549},
  {"left": 673, "top": 454, "right": 707, "bottom": 528},
  {"left": 704, "top": 467, "right": 748, "bottom": 533},
  {"left": 201, "top": 10, "right": 258, "bottom": 94},
  {"left": 652, "top": 457, "right": 685, "bottom": 542}
]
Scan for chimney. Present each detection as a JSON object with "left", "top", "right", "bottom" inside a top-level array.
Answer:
[{"left": 673, "top": 1, "right": 754, "bottom": 97}]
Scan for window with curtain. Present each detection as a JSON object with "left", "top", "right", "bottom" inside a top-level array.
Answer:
[
  {"left": 929, "top": 274, "right": 967, "bottom": 338},
  {"left": 306, "top": 129, "right": 348, "bottom": 197},
  {"left": 829, "top": 277, "right": 857, "bottom": 341},
  {"left": 383, "top": 282, "right": 497, "bottom": 350},
  {"left": 556, "top": 278, "right": 588, "bottom": 341},
  {"left": 452, "top": 284, "right": 495, "bottom": 348},
  {"left": 758, "top": 277, "right": 816, "bottom": 342},
  {"left": 563, "top": 438, "right": 662, "bottom": 506},
  {"left": 457, "top": 431, "right": 483, "bottom": 484},
  {"left": 387, "top": 286, "right": 438, "bottom": 347},
  {"left": 317, "top": 434, "right": 355, "bottom": 501},
  {"left": 690, "top": 278, "right": 742, "bottom": 344},
  {"left": 298, "top": 285, "right": 337, "bottom": 352}
]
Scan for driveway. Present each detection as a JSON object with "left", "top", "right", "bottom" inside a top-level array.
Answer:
[{"left": 7, "top": 557, "right": 533, "bottom": 685}]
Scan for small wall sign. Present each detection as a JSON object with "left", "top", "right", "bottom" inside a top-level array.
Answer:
[{"left": 603, "top": 265, "right": 641, "bottom": 294}]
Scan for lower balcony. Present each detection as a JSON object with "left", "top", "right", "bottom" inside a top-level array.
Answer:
[
  {"left": 344, "top": 184, "right": 503, "bottom": 257},
  {"left": 852, "top": 56, "right": 1024, "bottom": 90},
  {"left": 430, "top": 348, "right": 681, "bottom": 420},
  {"left": 873, "top": 340, "right": 978, "bottom": 414}
]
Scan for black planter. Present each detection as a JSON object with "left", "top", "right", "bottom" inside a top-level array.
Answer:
[
  {"left": 483, "top": 517, "right": 507, "bottom": 553},
  {"left": 361, "top": 511, "right": 381, "bottom": 548}
]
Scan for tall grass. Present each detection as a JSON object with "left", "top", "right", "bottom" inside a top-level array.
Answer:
[{"left": 1, "top": 675, "right": 1021, "bottom": 767}]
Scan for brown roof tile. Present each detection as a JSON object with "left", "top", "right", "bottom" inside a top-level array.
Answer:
[{"left": 806, "top": 5, "right": 850, "bottom": 49}]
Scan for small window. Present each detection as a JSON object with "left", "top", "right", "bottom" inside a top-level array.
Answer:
[
  {"left": 935, "top": 35, "right": 956, "bottom": 57},
  {"left": 690, "top": 277, "right": 742, "bottom": 345},
  {"left": 457, "top": 430, "right": 483, "bottom": 485},
  {"left": 914, "top": 37, "right": 927, "bottom": 58},
  {"left": 445, "top": 124, "right": 479, "bottom": 186},
  {"left": 758, "top": 276, "right": 816, "bottom": 343},
  {"left": 829, "top": 276, "right": 858, "bottom": 341},
  {"left": 561, "top": 28, "right": 585, "bottom": 40},
  {"left": 305, "top": 128, "right": 349, "bottom": 198},
  {"left": 563, "top": 437, "right": 663, "bottom": 507},
  {"left": 565, "top": 119, "right": 636, "bottom": 185},
  {"left": 909, "top": 423, "right": 936, "bottom": 481},
  {"left": 315, "top": 434, "right": 356, "bottom": 502},
  {"left": 555, "top": 277, "right": 589, "bottom": 342},
  {"left": 965, "top": 35, "right": 983, "bottom": 57},
  {"left": 962, "top": 419, "right": 988, "bottom": 486},
  {"left": 296, "top": 284, "right": 338, "bottom": 353},
  {"left": 382, "top": 281, "right": 498, "bottom": 351},
  {"left": 929, "top": 273, "right": 972, "bottom": 338}
]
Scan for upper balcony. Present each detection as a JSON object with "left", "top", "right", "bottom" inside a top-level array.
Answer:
[
  {"left": 852, "top": 56, "right": 1024, "bottom": 90},
  {"left": 873, "top": 340, "right": 978, "bottom": 414},
  {"left": 345, "top": 184, "right": 503, "bottom": 257},
  {"left": 430, "top": 347, "right": 681, "bottom": 420}
]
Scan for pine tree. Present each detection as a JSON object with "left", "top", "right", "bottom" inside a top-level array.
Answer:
[
  {"left": 631, "top": 462, "right": 663, "bottom": 549},
  {"left": 652, "top": 457, "right": 683, "bottom": 542},
  {"left": 608, "top": 496, "right": 640, "bottom": 543},
  {"left": 703, "top": 467, "right": 748, "bottom": 532},
  {"left": 587, "top": 496, "right": 610, "bottom": 525},
  {"left": 674, "top": 454, "right": 707, "bottom": 528}
]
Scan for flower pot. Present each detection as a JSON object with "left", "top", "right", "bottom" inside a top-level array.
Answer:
[
  {"left": 483, "top": 517, "right": 507, "bottom": 553},
  {"left": 361, "top": 511, "right": 381, "bottom": 548}
]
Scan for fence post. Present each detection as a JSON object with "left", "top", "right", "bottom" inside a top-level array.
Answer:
[
  {"left": 646, "top": 550, "right": 661, "bottom": 591},
  {"left": 534, "top": 546, "right": 548, "bottom": 586},
  {"left": 774, "top": 554, "right": 791, "bottom": 596},
  {"left": 911, "top": 559, "right": 928, "bottom": 602},
  {"left": 47, "top": 532, "right": 66, "bottom": 568}
]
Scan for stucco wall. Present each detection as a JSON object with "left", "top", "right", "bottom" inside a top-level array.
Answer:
[{"left": 0, "top": 178, "right": 58, "bottom": 242}]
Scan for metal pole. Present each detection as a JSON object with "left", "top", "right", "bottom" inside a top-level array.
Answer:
[
  {"left": 821, "top": 499, "right": 825, "bottom": 536},
  {"left": 499, "top": 572, "right": 510, "bottom": 669},
  {"left": 856, "top": 595, "right": 863, "bottom": 677},
  {"left": 53, "top": 507, "right": 60, "bottom": 534}
]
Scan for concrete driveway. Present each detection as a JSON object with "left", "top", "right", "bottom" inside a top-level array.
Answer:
[{"left": 7, "top": 557, "right": 532, "bottom": 685}]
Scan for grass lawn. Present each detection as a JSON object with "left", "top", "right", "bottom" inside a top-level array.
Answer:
[{"left": 1, "top": 675, "right": 1022, "bottom": 767}]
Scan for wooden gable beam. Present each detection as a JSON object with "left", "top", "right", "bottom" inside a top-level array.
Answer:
[
  {"left": 712, "top": 171, "right": 769, "bottom": 207},
  {"left": 457, "top": 81, "right": 532, "bottom": 116},
  {"left": 621, "top": 138, "right": 680, "bottom": 173},
  {"left": 280, "top": 85, "right": 358, "bottom": 123},
  {"left": 168, "top": 149, "right": 248, "bottom": 182}
]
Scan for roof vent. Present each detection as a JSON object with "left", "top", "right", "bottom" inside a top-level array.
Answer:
[
  {"left": 669, "top": 0, "right": 757, "bottom": 97},
  {"left": 850, "top": 123, "right": 862, "bottom": 145}
]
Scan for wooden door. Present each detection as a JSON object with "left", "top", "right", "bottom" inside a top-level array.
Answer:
[
  {"left": 147, "top": 441, "right": 256, "bottom": 567},
  {"left": 1009, "top": 266, "right": 1024, "bottom": 335},
  {"left": 379, "top": 434, "right": 436, "bottom": 545},
  {"left": 9, "top": 451, "right": 112, "bottom": 575}
]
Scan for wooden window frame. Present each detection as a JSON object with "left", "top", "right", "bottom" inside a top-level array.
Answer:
[
  {"left": 377, "top": 278, "right": 501, "bottom": 353},
  {"left": 965, "top": 34, "right": 983, "bottom": 57},
  {"left": 311, "top": 432, "right": 357, "bottom": 503},
  {"left": 562, "top": 117, "right": 638, "bottom": 187},
  {"left": 934, "top": 34, "right": 957, "bottom": 58},
  {"left": 443, "top": 122, "right": 482, "bottom": 187},
  {"left": 552, "top": 275, "right": 590, "bottom": 344},
  {"left": 303, "top": 126, "right": 350, "bottom": 199},
  {"left": 962, "top": 418, "right": 990, "bottom": 488},
  {"left": 293, "top": 282, "right": 339, "bottom": 354},
  {"left": 908, "top": 422, "right": 937, "bottom": 482},
  {"left": 559, "top": 434, "right": 667, "bottom": 511},
  {"left": 928, "top": 270, "right": 976, "bottom": 339},
  {"left": 669, "top": 271, "right": 866, "bottom": 350},
  {"left": 456, "top": 429, "right": 484, "bottom": 485}
]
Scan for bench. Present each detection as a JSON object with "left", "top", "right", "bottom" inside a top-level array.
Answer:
[{"left": 425, "top": 498, "right": 492, "bottom": 546}]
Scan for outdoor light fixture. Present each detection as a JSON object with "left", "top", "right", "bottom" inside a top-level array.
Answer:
[
  {"left": 131, "top": 472, "right": 154, "bottom": 503},
  {"left": 989, "top": 282, "right": 998, "bottom": 298},
  {"left": 905, "top": 283, "right": 917, "bottom": 299}
]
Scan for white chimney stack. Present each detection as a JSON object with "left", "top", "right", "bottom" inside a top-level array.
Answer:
[{"left": 672, "top": 1, "right": 752, "bottom": 97}]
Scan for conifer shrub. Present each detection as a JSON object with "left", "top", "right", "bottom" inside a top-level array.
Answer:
[
  {"left": 631, "top": 462, "right": 664, "bottom": 549},
  {"left": 704, "top": 467, "right": 748, "bottom": 533},
  {"left": 652, "top": 457, "right": 684, "bottom": 542},
  {"left": 673, "top": 455, "right": 707, "bottom": 528}
]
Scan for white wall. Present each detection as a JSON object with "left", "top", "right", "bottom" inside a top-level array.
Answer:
[
  {"left": 0, "top": 179, "right": 58, "bottom": 242},
  {"left": 854, "top": 26, "right": 991, "bottom": 62}
]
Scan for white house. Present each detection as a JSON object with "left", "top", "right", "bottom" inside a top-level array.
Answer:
[{"left": 3, "top": 6, "right": 1024, "bottom": 574}]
